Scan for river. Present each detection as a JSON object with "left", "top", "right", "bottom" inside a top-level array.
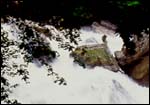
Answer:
[{"left": 1, "top": 18, "right": 149, "bottom": 104}]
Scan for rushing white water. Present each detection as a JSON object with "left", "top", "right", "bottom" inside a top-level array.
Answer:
[{"left": 1, "top": 21, "right": 149, "bottom": 104}]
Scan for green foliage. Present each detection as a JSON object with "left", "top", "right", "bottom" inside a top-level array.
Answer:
[
  {"left": 1, "top": 20, "right": 55, "bottom": 104},
  {"left": 0, "top": 0, "right": 149, "bottom": 102},
  {"left": 109, "top": 0, "right": 141, "bottom": 10},
  {"left": 126, "top": 1, "right": 140, "bottom": 6},
  {"left": 1, "top": 28, "right": 26, "bottom": 104},
  {"left": 73, "top": 6, "right": 93, "bottom": 19},
  {"left": 1, "top": 17, "right": 82, "bottom": 103}
]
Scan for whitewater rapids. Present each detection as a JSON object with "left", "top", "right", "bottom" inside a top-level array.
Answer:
[{"left": 1, "top": 22, "right": 149, "bottom": 104}]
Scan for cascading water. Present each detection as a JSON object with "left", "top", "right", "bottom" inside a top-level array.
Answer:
[{"left": 1, "top": 18, "right": 149, "bottom": 104}]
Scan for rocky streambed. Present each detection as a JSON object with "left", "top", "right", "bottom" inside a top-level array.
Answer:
[
  {"left": 71, "top": 22, "right": 149, "bottom": 87},
  {"left": 70, "top": 43, "right": 120, "bottom": 72},
  {"left": 115, "top": 32, "right": 149, "bottom": 87},
  {"left": 3, "top": 17, "right": 148, "bottom": 87},
  {"left": 33, "top": 20, "right": 149, "bottom": 87}
]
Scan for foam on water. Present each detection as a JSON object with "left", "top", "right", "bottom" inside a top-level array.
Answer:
[{"left": 1, "top": 22, "right": 149, "bottom": 104}]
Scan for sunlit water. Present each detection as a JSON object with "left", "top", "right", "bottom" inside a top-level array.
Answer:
[{"left": 1, "top": 21, "right": 149, "bottom": 104}]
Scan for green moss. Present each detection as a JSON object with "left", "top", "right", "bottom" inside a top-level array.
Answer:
[
  {"left": 72, "top": 46, "right": 114, "bottom": 67},
  {"left": 86, "top": 48, "right": 110, "bottom": 63}
]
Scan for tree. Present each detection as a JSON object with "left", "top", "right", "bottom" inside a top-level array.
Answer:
[
  {"left": 1, "top": 26, "right": 25, "bottom": 104},
  {"left": 1, "top": 0, "right": 149, "bottom": 103},
  {"left": 4, "top": 0, "right": 148, "bottom": 52},
  {"left": 1, "top": 17, "right": 81, "bottom": 104}
]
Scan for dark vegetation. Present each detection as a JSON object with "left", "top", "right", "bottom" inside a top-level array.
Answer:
[
  {"left": 1, "top": 14, "right": 79, "bottom": 104},
  {"left": 1, "top": 0, "right": 149, "bottom": 51},
  {"left": 1, "top": 0, "right": 149, "bottom": 104},
  {"left": 1, "top": 26, "right": 27, "bottom": 104},
  {"left": 0, "top": 20, "right": 50, "bottom": 103}
]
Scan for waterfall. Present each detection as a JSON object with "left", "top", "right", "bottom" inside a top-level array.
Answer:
[{"left": 1, "top": 19, "right": 149, "bottom": 104}]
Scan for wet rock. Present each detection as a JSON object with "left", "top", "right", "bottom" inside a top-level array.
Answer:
[
  {"left": 71, "top": 44, "right": 120, "bottom": 72},
  {"left": 85, "top": 37, "right": 99, "bottom": 45},
  {"left": 92, "top": 22, "right": 117, "bottom": 36},
  {"left": 1, "top": 18, "right": 4, "bottom": 23},
  {"left": 115, "top": 32, "right": 149, "bottom": 87}
]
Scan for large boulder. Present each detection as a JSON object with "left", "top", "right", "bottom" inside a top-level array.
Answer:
[
  {"left": 92, "top": 22, "right": 117, "bottom": 37},
  {"left": 115, "top": 32, "right": 149, "bottom": 86},
  {"left": 71, "top": 44, "right": 120, "bottom": 72}
]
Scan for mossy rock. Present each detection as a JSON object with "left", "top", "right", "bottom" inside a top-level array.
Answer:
[
  {"left": 130, "top": 56, "right": 149, "bottom": 86},
  {"left": 71, "top": 44, "right": 120, "bottom": 72}
]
